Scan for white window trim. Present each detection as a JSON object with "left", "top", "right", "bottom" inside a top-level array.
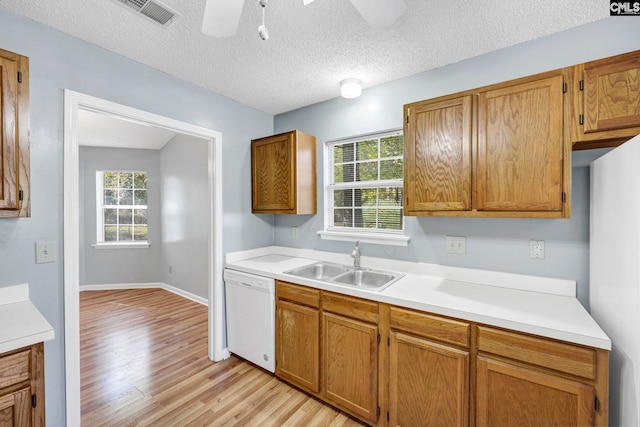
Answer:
[
  {"left": 320, "top": 129, "right": 410, "bottom": 246},
  {"left": 95, "top": 170, "right": 149, "bottom": 247},
  {"left": 91, "top": 242, "right": 150, "bottom": 249}
]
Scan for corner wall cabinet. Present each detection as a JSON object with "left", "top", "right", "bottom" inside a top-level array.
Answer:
[
  {"left": 251, "top": 130, "right": 317, "bottom": 214},
  {"left": 404, "top": 69, "right": 570, "bottom": 218},
  {"left": 570, "top": 49, "right": 640, "bottom": 150},
  {"left": 0, "top": 343, "right": 45, "bottom": 426},
  {"left": 0, "top": 48, "right": 30, "bottom": 218},
  {"left": 274, "top": 280, "right": 608, "bottom": 427}
]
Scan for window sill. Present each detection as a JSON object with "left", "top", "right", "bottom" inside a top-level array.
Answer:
[
  {"left": 317, "top": 230, "right": 410, "bottom": 246},
  {"left": 92, "top": 242, "right": 150, "bottom": 249}
]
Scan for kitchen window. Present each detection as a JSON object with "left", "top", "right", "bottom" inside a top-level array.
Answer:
[
  {"left": 318, "top": 130, "right": 410, "bottom": 246},
  {"left": 94, "top": 170, "right": 149, "bottom": 248}
]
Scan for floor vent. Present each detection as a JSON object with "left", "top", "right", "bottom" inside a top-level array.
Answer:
[{"left": 111, "top": 0, "right": 180, "bottom": 28}]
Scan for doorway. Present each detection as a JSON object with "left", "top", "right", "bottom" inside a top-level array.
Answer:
[{"left": 63, "top": 90, "right": 226, "bottom": 427}]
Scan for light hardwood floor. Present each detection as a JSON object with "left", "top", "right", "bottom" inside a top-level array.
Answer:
[{"left": 80, "top": 288, "right": 364, "bottom": 426}]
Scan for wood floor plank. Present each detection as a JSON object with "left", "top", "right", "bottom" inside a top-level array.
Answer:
[{"left": 80, "top": 288, "right": 365, "bottom": 426}]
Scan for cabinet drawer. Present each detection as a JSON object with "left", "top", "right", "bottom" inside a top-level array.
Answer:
[
  {"left": 277, "top": 281, "right": 320, "bottom": 308},
  {"left": 0, "top": 349, "right": 30, "bottom": 389},
  {"left": 322, "top": 292, "right": 378, "bottom": 324},
  {"left": 477, "top": 326, "right": 596, "bottom": 380},
  {"left": 390, "top": 306, "right": 470, "bottom": 348}
]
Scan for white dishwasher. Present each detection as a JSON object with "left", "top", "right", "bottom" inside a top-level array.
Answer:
[{"left": 224, "top": 269, "right": 275, "bottom": 373}]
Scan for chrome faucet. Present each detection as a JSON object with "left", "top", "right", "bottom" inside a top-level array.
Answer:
[{"left": 351, "top": 241, "right": 361, "bottom": 269}]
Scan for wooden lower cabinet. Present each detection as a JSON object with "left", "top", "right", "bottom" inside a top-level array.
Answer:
[
  {"left": 476, "top": 357, "right": 595, "bottom": 427},
  {"left": 389, "top": 331, "right": 469, "bottom": 427},
  {"left": 0, "top": 388, "right": 31, "bottom": 426},
  {"left": 0, "top": 343, "right": 45, "bottom": 427},
  {"left": 274, "top": 281, "right": 608, "bottom": 427},
  {"left": 275, "top": 282, "right": 320, "bottom": 393},
  {"left": 323, "top": 312, "right": 378, "bottom": 423}
]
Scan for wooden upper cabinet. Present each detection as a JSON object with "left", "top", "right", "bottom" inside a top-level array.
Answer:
[
  {"left": 404, "top": 95, "right": 473, "bottom": 214},
  {"left": 0, "top": 48, "right": 30, "bottom": 218},
  {"left": 477, "top": 73, "right": 565, "bottom": 214},
  {"left": 571, "top": 49, "right": 640, "bottom": 150},
  {"left": 405, "top": 70, "right": 569, "bottom": 218},
  {"left": 251, "top": 130, "right": 316, "bottom": 214}
]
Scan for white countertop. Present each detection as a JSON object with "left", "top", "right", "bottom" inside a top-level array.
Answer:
[
  {"left": 225, "top": 246, "right": 611, "bottom": 350},
  {"left": 0, "top": 284, "right": 55, "bottom": 354}
]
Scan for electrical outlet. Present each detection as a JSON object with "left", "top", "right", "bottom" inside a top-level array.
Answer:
[
  {"left": 36, "top": 241, "right": 56, "bottom": 264},
  {"left": 446, "top": 236, "right": 466, "bottom": 254},
  {"left": 292, "top": 226, "right": 299, "bottom": 239},
  {"left": 530, "top": 240, "right": 545, "bottom": 259}
]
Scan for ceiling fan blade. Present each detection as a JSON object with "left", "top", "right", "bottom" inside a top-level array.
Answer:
[
  {"left": 348, "top": 0, "right": 407, "bottom": 29},
  {"left": 201, "top": 0, "right": 245, "bottom": 37}
]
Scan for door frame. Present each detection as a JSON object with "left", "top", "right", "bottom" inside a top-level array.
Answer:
[{"left": 63, "top": 90, "right": 226, "bottom": 426}]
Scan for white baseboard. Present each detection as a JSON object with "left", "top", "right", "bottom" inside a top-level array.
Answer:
[{"left": 80, "top": 282, "right": 209, "bottom": 306}]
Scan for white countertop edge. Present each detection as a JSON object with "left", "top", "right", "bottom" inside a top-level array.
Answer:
[
  {"left": 225, "top": 246, "right": 576, "bottom": 297},
  {"left": 225, "top": 261, "right": 611, "bottom": 350},
  {"left": 0, "top": 329, "right": 55, "bottom": 354},
  {"left": 0, "top": 283, "right": 29, "bottom": 305}
]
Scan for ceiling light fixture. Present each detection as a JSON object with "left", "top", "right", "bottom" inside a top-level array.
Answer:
[{"left": 340, "top": 78, "right": 362, "bottom": 99}]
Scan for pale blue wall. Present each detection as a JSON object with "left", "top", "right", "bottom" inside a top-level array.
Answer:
[
  {"left": 274, "top": 17, "right": 640, "bottom": 308},
  {"left": 0, "top": 7, "right": 273, "bottom": 425},
  {"left": 160, "top": 134, "right": 210, "bottom": 299},
  {"left": 80, "top": 147, "right": 163, "bottom": 286}
]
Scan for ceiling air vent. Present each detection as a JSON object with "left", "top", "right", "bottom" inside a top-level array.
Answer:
[{"left": 112, "top": 0, "right": 180, "bottom": 28}]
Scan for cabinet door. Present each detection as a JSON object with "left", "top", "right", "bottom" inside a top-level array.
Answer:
[
  {"left": 404, "top": 96, "right": 473, "bottom": 213},
  {"left": 584, "top": 51, "right": 640, "bottom": 133},
  {"left": 476, "top": 357, "right": 595, "bottom": 427},
  {"left": 252, "top": 133, "right": 295, "bottom": 213},
  {"left": 389, "top": 332, "right": 469, "bottom": 427},
  {"left": 275, "top": 299, "right": 319, "bottom": 393},
  {"left": 323, "top": 312, "right": 378, "bottom": 423},
  {"left": 0, "top": 54, "right": 20, "bottom": 211},
  {"left": 0, "top": 387, "right": 31, "bottom": 427},
  {"left": 477, "top": 75, "right": 564, "bottom": 212}
]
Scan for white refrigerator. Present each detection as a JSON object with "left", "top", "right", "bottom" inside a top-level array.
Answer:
[{"left": 590, "top": 133, "right": 640, "bottom": 427}]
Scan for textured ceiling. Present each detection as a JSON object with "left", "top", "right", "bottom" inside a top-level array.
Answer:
[{"left": 0, "top": 0, "right": 609, "bottom": 115}]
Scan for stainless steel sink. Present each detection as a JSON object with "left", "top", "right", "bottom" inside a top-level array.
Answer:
[
  {"left": 284, "top": 262, "right": 403, "bottom": 292},
  {"left": 284, "top": 262, "right": 349, "bottom": 280},
  {"left": 332, "top": 270, "right": 398, "bottom": 289}
]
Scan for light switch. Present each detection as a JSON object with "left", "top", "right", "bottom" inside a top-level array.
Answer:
[{"left": 36, "top": 241, "right": 56, "bottom": 264}]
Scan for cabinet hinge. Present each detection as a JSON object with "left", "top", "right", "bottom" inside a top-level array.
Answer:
[
  {"left": 377, "top": 333, "right": 381, "bottom": 344},
  {"left": 376, "top": 406, "right": 380, "bottom": 418},
  {"left": 31, "top": 394, "right": 36, "bottom": 408},
  {"left": 595, "top": 397, "right": 600, "bottom": 412},
  {"left": 19, "top": 190, "right": 23, "bottom": 201},
  {"left": 579, "top": 79, "right": 584, "bottom": 91},
  {"left": 562, "top": 82, "right": 567, "bottom": 93},
  {"left": 562, "top": 192, "right": 566, "bottom": 203},
  {"left": 18, "top": 71, "right": 22, "bottom": 83},
  {"left": 579, "top": 114, "right": 584, "bottom": 125}
]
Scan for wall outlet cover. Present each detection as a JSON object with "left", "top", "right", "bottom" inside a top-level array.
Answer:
[{"left": 530, "top": 240, "right": 545, "bottom": 259}]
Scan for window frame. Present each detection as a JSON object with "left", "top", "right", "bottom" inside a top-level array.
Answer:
[
  {"left": 318, "top": 129, "right": 410, "bottom": 246},
  {"left": 94, "top": 170, "right": 150, "bottom": 249}
]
